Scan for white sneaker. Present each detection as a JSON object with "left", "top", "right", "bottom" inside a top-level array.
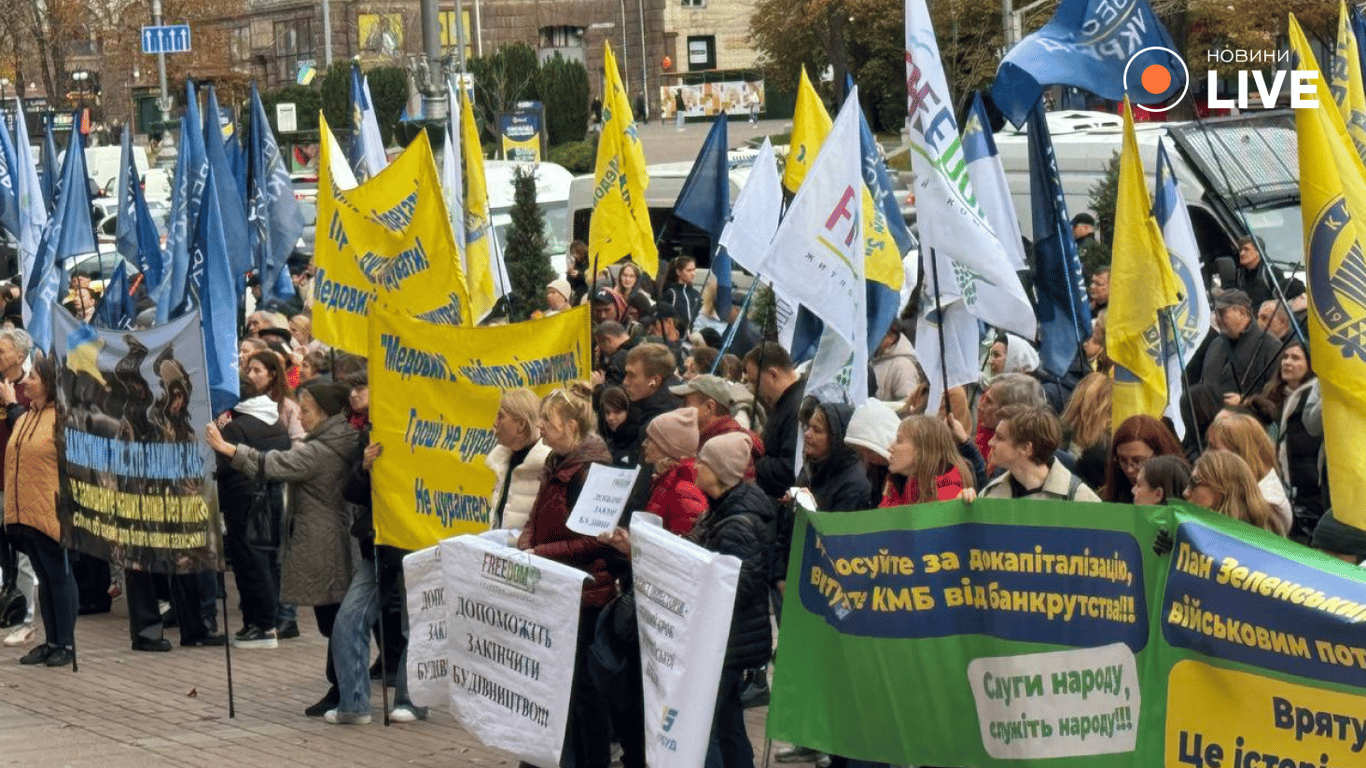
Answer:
[
  {"left": 388, "top": 705, "right": 425, "bottom": 723},
  {"left": 3, "top": 624, "right": 35, "bottom": 647},
  {"left": 323, "top": 709, "right": 371, "bottom": 725}
]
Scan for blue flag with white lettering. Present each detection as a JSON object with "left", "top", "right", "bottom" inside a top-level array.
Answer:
[
  {"left": 39, "top": 115, "right": 57, "bottom": 214},
  {"left": 27, "top": 119, "right": 98, "bottom": 351},
  {"left": 194, "top": 164, "right": 240, "bottom": 415},
  {"left": 203, "top": 85, "right": 251, "bottom": 282},
  {"left": 672, "top": 114, "right": 731, "bottom": 312},
  {"left": 248, "top": 83, "right": 303, "bottom": 307},
  {"left": 159, "top": 80, "right": 208, "bottom": 324},
  {"left": 116, "top": 131, "right": 164, "bottom": 289},
  {"left": 1026, "top": 99, "right": 1091, "bottom": 377},
  {"left": 992, "top": 0, "right": 1183, "bottom": 126},
  {"left": 93, "top": 260, "right": 135, "bottom": 330}
]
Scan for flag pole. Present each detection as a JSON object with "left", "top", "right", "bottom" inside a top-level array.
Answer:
[
  {"left": 929, "top": 248, "right": 951, "bottom": 406},
  {"left": 1163, "top": 305, "right": 1202, "bottom": 455},
  {"left": 710, "top": 274, "right": 761, "bottom": 373}
]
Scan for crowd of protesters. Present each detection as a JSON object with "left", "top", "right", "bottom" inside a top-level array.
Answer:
[{"left": 0, "top": 230, "right": 1359, "bottom": 768}]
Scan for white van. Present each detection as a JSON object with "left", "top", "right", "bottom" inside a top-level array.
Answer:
[
  {"left": 482, "top": 160, "right": 574, "bottom": 275},
  {"left": 84, "top": 144, "right": 151, "bottom": 199},
  {"left": 991, "top": 109, "right": 1301, "bottom": 277}
]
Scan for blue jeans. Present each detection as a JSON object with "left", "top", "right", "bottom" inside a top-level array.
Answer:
[{"left": 331, "top": 558, "right": 380, "bottom": 714}]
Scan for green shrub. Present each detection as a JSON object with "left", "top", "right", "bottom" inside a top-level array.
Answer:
[
  {"left": 548, "top": 140, "right": 597, "bottom": 173},
  {"left": 538, "top": 54, "right": 589, "bottom": 145}
]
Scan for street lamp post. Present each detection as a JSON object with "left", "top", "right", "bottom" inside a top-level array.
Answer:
[{"left": 73, "top": 71, "right": 89, "bottom": 110}]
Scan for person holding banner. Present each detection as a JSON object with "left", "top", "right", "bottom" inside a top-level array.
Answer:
[
  {"left": 519, "top": 384, "right": 618, "bottom": 767},
  {"left": 205, "top": 380, "right": 361, "bottom": 717},
  {"left": 4, "top": 355, "right": 77, "bottom": 668},
  {"left": 881, "top": 416, "right": 975, "bottom": 506},
  {"left": 981, "top": 406, "right": 1100, "bottom": 502},
  {"left": 486, "top": 388, "right": 552, "bottom": 532}
]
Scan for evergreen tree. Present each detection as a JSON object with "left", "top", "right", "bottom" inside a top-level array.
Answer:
[
  {"left": 1081, "top": 150, "right": 1121, "bottom": 278},
  {"left": 504, "top": 166, "right": 556, "bottom": 321}
]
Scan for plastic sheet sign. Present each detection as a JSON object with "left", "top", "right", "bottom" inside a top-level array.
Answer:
[
  {"left": 566, "top": 464, "right": 641, "bottom": 536},
  {"left": 630, "top": 514, "right": 739, "bottom": 768},
  {"left": 767, "top": 499, "right": 1366, "bottom": 767}
]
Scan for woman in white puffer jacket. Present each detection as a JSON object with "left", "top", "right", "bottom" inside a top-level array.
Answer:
[{"left": 485, "top": 388, "right": 552, "bottom": 531}]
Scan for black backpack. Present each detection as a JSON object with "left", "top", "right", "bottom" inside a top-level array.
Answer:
[{"left": 0, "top": 584, "right": 27, "bottom": 628}]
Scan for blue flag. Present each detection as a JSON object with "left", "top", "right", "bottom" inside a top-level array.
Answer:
[
  {"left": 27, "top": 119, "right": 98, "bottom": 351},
  {"left": 203, "top": 85, "right": 251, "bottom": 282},
  {"left": 1353, "top": 4, "right": 1366, "bottom": 79},
  {"left": 92, "top": 260, "right": 135, "bottom": 330},
  {"left": 194, "top": 163, "right": 240, "bottom": 415},
  {"left": 672, "top": 113, "right": 732, "bottom": 311},
  {"left": 0, "top": 110, "right": 22, "bottom": 243},
  {"left": 116, "top": 131, "right": 164, "bottom": 289},
  {"left": 39, "top": 115, "right": 57, "bottom": 214},
  {"left": 1026, "top": 99, "right": 1091, "bottom": 377},
  {"left": 248, "top": 83, "right": 304, "bottom": 308},
  {"left": 855, "top": 103, "right": 910, "bottom": 354},
  {"left": 159, "top": 80, "right": 208, "bottom": 324},
  {"left": 992, "top": 0, "right": 1182, "bottom": 126},
  {"left": 226, "top": 128, "right": 248, "bottom": 206}
]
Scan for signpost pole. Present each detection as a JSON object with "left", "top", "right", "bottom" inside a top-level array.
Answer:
[{"left": 151, "top": 0, "right": 174, "bottom": 159}]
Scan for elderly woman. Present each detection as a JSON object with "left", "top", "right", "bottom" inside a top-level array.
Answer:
[
  {"left": 4, "top": 355, "right": 77, "bottom": 668},
  {"left": 485, "top": 388, "right": 552, "bottom": 531},
  {"left": 519, "top": 384, "right": 617, "bottom": 768},
  {"left": 205, "top": 380, "right": 360, "bottom": 717}
]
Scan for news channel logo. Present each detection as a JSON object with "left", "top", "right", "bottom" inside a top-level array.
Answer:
[
  {"left": 1122, "top": 47, "right": 1321, "bottom": 110},
  {"left": 1121, "top": 46, "right": 1189, "bottom": 112}
]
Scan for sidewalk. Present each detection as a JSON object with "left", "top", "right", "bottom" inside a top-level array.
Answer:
[
  {"left": 635, "top": 117, "right": 792, "bottom": 163},
  {"left": 0, "top": 582, "right": 771, "bottom": 767}
]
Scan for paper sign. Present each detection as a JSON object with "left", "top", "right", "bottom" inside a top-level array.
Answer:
[{"left": 566, "top": 463, "right": 641, "bottom": 536}]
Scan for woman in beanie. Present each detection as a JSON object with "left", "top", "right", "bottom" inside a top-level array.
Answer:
[
  {"left": 642, "top": 407, "right": 707, "bottom": 534},
  {"left": 690, "top": 431, "right": 774, "bottom": 768},
  {"left": 205, "top": 380, "right": 361, "bottom": 716}
]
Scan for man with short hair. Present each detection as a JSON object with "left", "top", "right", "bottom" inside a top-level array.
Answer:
[
  {"left": 590, "top": 287, "right": 626, "bottom": 327},
  {"left": 981, "top": 406, "right": 1101, "bottom": 501},
  {"left": 1088, "top": 267, "right": 1111, "bottom": 314},
  {"left": 1233, "top": 236, "right": 1304, "bottom": 309},
  {"left": 743, "top": 343, "right": 804, "bottom": 498},
  {"left": 621, "top": 343, "right": 682, "bottom": 460},
  {"left": 670, "top": 374, "right": 764, "bottom": 480},
  {"left": 1072, "top": 212, "right": 1096, "bottom": 245},
  {"left": 1257, "top": 299, "right": 1293, "bottom": 341},
  {"left": 1201, "top": 288, "right": 1281, "bottom": 403},
  {"left": 593, "top": 321, "right": 638, "bottom": 387}
]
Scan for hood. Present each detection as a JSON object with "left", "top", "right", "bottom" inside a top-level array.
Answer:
[
  {"left": 1003, "top": 333, "right": 1039, "bottom": 375},
  {"left": 234, "top": 395, "right": 280, "bottom": 425},
  {"left": 844, "top": 400, "right": 901, "bottom": 460},
  {"left": 876, "top": 333, "right": 918, "bottom": 362}
]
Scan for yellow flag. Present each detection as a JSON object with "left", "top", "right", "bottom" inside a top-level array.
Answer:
[
  {"left": 1291, "top": 15, "right": 1366, "bottom": 532},
  {"left": 1334, "top": 1, "right": 1366, "bottom": 163},
  {"left": 460, "top": 89, "right": 501, "bottom": 320},
  {"left": 590, "top": 42, "right": 657, "bottom": 277},
  {"left": 1107, "top": 98, "right": 1181, "bottom": 429},
  {"left": 783, "top": 68, "right": 832, "bottom": 194}
]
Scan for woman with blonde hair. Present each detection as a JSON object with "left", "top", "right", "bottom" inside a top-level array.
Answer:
[
  {"left": 881, "top": 415, "right": 975, "bottom": 505},
  {"left": 485, "top": 388, "right": 552, "bottom": 532},
  {"left": 1060, "top": 372, "right": 1112, "bottom": 489},
  {"left": 1185, "top": 449, "right": 1280, "bottom": 534},
  {"left": 1206, "top": 412, "right": 1291, "bottom": 535}
]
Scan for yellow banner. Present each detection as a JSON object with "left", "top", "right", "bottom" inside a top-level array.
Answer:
[
  {"left": 1292, "top": 15, "right": 1366, "bottom": 532},
  {"left": 369, "top": 305, "right": 592, "bottom": 550},
  {"left": 590, "top": 42, "right": 657, "bottom": 278},
  {"left": 313, "top": 117, "right": 472, "bottom": 354}
]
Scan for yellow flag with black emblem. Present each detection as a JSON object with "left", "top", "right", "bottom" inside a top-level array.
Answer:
[
  {"left": 1292, "top": 15, "right": 1366, "bottom": 533},
  {"left": 590, "top": 42, "right": 657, "bottom": 278},
  {"left": 783, "top": 67, "right": 832, "bottom": 194},
  {"left": 1107, "top": 98, "right": 1181, "bottom": 429},
  {"left": 1333, "top": 0, "right": 1366, "bottom": 164}
]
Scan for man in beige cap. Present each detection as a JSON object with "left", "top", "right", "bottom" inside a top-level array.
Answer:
[{"left": 670, "top": 374, "right": 763, "bottom": 481}]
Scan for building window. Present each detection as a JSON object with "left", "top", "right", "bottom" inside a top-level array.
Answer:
[
  {"left": 274, "top": 18, "right": 313, "bottom": 85},
  {"left": 681, "top": 0, "right": 706, "bottom": 7},
  {"left": 686, "top": 35, "right": 715, "bottom": 71},
  {"left": 440, "top": 10, "right": 472, "bottom": 60},
  {"left": 229, "top": 26, "right": 251, "bottom": 64}
]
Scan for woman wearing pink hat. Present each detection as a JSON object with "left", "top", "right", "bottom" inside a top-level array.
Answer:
[{"left": 642, "top": 407, "right": 707, "bottom": 534}]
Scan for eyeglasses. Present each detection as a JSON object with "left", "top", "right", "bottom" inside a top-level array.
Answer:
[
  {"left": 1117, "top": 455, "right": 1151, "bottom": 469},
  {"left": 1189, "top": 474, "right": 1208, "bottom": 488}
]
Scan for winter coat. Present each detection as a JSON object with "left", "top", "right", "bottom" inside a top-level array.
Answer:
[
  {"left": 232, "top": 412, "right": 361, "bottom": 605},
  {"left": 755, "top": 380, "right": 805, "bottom": 497},
  {"left": 216, "top": 400, "right": 292, "bottom": 522},
  {"left": 0, "top": 378, "right": 32, "bottom": 493},
  {"left": 1278, "top": 379, "right": 1323, "bottom": 516},
  {"left": 1235, "top": 259, "right": 1305, "bottom": 310},
  {"left": 519, "top": 435, "right": 617, "bottom": 607},
  {"left": 1199, "top": 326, "right": 1281, "bottom": 399},
  {"left": 3, "top": 403, "right": 59, "bottom": 542},
  {"left": 616, "top": 385, "right": 683, "bottom": 465},
  {"left": 687, "top": 481, "right": 774, "bottom": 670},
  {"left": 646, "top": 459, "right": 708, "bottom": 534},
  {"left": 881, "top": 466, "right": 965, "bottom": 507},
  {"left": 698, "top": 415, "right": 764, "bottom": 482},
  {"left": 981, "top": 460, "right": 1101, "bottom": 502},
  {"left": 797, "top": 402, "right": 872, "bottom": 513},
  {"left": 486, "top": 440, "right": 552, "bottom": 531},
  {"left": 871, "top": 334, "right": 922, "bottom": 402}
]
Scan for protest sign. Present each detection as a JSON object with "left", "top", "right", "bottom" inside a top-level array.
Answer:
[
  {"left": 53, "top": 307, "right": 219, "bottom": 573},
  {"left": 768, "top": 499, "right": 1366, "bottom": 767},
  {"left": 403, "top": 545, "right": 451, "bottom": 709},
  {"left": 369, "top": 305, "right": 590, "bottom": 550},
  {"left": 630, "top": 514, "right": 739, "bottom": 768},
  {"left": 566, "top": 464, "right": 640, "bottom": 536},
  {"left": 440, "top": 534, "right": 588, "bottom": 768}
]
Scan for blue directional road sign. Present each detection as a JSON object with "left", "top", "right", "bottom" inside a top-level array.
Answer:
[{"left": 141, "top": 25, "right": 192, "bottom": 55}]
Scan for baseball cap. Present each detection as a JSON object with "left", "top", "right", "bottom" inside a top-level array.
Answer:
[{"left": 669, "top": 374, "right": 733, "bottom": 410}]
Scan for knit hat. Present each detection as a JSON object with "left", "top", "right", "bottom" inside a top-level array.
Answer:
[
  {"left": 647, "top": 408, "right": 699, "bottom": 460},
  {"left": 844, "top": 400, "right": 902, "bottom": 461},
  {"left": 301, "top": 381, "right": 350, "bottom": 418},
  {"left": 546, "top": 278, "right": 572, "bottom": 303},
  {"left": 698, "top": 431, "right": 751, "bottom": 488}
]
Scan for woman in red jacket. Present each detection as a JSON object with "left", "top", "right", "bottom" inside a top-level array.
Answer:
[
  {"left": 882, "top": 415, "right": 975, "bottom": 506},
  {"left": 642, "top": 407, "right": 708, "bottom": 534},
  {"left": 518, "top": 384, "right": 617, "bottom": 768}
]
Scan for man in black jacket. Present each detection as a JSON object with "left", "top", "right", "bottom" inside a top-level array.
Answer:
[
  {"left": 618, "top": 342, "right": 683, "bottom": 462},
  {"left": 743, "top": 343, "right": 805, "bottom": 499},
  {"left": 1200, "top": 288, "right": 1282, "bottom": 404},
  {"left": 1233, "top": 235, "right": 1304, "bottom": 309}
]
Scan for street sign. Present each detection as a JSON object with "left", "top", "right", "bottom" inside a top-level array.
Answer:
[{"left": 141, "top": 25, "right": 192, "bottom": 54}]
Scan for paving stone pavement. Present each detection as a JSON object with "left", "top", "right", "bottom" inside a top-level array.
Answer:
[{"left": 0, "top": 583, "right": 772, "bottom": 767}]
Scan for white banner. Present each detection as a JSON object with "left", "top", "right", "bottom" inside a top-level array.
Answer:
[
  {"left": 403, "top": 545, "right": 451, "bottom": 709},
  {"left": 631, "top": 514, "right": 740, "bottom": 768},
  {"left": 442, "top": 535, "right": 589, "bottom": 768}
]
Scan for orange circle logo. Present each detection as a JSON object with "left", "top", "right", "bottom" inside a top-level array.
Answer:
[{"left": 1141, "top": 64, "right": 1172, "bottom": 95}]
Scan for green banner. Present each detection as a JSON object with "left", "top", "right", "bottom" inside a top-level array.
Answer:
[{"left": 768, "top": 499, "right": 1366, "bottom": 767}]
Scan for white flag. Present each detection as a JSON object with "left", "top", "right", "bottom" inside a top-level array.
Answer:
[
  {"left": 718, "top": 138, "right": 781, "bottom": 277},
  {"left": 917, "top": 249, "right": 983, "bottom": 415},
  {"left": 906, "top": 0, "right": 1036, "bottom": 339},
  {"left": 759, "top": 89, "right": 867, "bottom": 398},
  {"left": 962, "top": 100, "right": 1027, "bottom": 271},
  {"left": 358, "top": 75, "right": 388, "bottom": 180},
  {"left": 443, "top": 79, "right": 467, "bottom": 271},
  {"left": 1155, "top": 139, "right": 1211, "bottom": 437}
]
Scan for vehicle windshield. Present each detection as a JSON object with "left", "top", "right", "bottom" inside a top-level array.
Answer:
[{"left": 1242, "top": 204, "right": 1304, "bottom": 272}]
